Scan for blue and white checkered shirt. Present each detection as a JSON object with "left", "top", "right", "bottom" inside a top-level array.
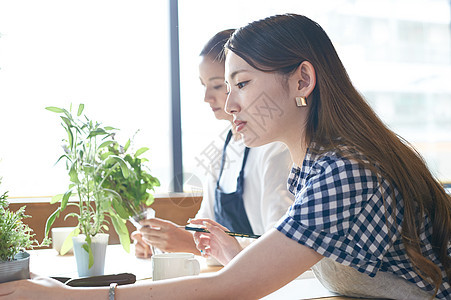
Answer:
[{"left": 276, "top": 145, "right": 450, "bottom": 299}]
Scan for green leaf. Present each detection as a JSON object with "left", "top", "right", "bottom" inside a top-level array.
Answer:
[
  {"left": 145, "top": 193, "right": 155, "bottom": 206},
  {"left": 87, "top": 128, "right": 108, "bottom": 138},
  {"left": 99, "top": 141, "right": 115, "bottom": 149},
  {"left": 134, "top": 147, "right": 149, "bottom": 157},
  {"left": 60, "top": 116, "right": 72, "bottom": 128},
  {"left": 60, "top": 227, "right": 80, "bottom": 255},
  {"left": 104, "top": 126, "right": 117, "bottom": 131},
  {"left": 50, "top": 194, "right": 63, "bottom": 204},
  {"left": 54, "top": 154, "right": 70, "bottom": 166},
  {"left": 69, "top": 165, "right": 80, "bottom": 184},
  {"left": 78, "top": 149, "right": 84, "bottom": 160},
  {"left": 123, "top": 139, "right": 131, "bottom": 152},
  {"left": 61, "top": 190, "right": 72, "bottom": 210},
  {"left": 45, "top": 106, "right": 65, "bottom": 113},
  {"left": 99, "top": 196, "right": 111, "bottom": 211},
  {"left": 123, "top": 155, "right": 134, "bottom": 165},
  {"left": 45, "top": 208, "right": 61, "bottom": 237},
  {"left": 77, "top": 104, "right": 85, "bottom": 116},
  {"left": 110, "top": 212, "right": 130, "bottom": 253},
  {"left": 106, "top": 155, "right": 130, "bottom": 178},
  {"left": 112, "top": 197, "right": 130, "bottom": 219},
  {"left": 100, "top": 151, "right": 114, "bottom": 160},
  {"left": 64, "top": 124, "right": 74, "bottom": 150}
]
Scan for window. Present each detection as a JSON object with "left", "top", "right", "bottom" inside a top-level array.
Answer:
[
  {"left": 0, "top": 1, "right": 172, "bottom": 197},
  {"left": 179, "top": 0, "right": 451, "bottom": 185},
  {"left": 1, "top": 0, "right": 450, "bottom": 198}
]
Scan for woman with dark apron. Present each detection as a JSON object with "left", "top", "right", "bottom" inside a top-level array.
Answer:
[{"left": 192, "top": 31, "right": 294, "bottom": 264}]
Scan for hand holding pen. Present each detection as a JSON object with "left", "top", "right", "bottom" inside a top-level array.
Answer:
[
  {"left": 133, "top": 217, "right": 200, "bottom": 257},
  {"left": 189, "top": 218, "right": 247, "bottom": 266}
]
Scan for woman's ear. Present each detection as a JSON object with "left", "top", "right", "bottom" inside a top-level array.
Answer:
[{"left": 294, "top": 61, "right": 316, "bottom": 98}]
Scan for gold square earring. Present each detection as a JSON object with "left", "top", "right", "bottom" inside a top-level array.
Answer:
[{"left": 295, "top": 96, "right": 307, "bottom": 107}]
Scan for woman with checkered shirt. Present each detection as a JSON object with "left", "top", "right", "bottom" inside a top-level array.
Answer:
[{"left": 1, "top": 13, "right": 450, "bottom": 300}]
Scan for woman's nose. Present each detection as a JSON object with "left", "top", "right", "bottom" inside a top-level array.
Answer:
[
  {"left": 203, "top": 88, "right": 214, "bottom": 103},
  {"left": 225, "top": 93, "right": 239, "bottom": 115}
]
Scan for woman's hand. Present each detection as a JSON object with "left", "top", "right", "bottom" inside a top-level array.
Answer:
[
  {"left": 137, "top": 218, "right": 200, "bottom": 254},
  {"left": 131, "top": 231, "right": 152, "bottom": 258},
  {"left": 190, "top": 218, "right": 243, "bottom": 265}
]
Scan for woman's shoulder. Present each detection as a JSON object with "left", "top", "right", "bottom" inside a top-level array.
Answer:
[{"left": 307, "top": 144, "right": 374, "bottom": 177}]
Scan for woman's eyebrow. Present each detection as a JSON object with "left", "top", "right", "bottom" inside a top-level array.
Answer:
[
  {"left": 208, "top": 76, "right": 224, "bottom": 81},
  {"left": 229, "top": 69, "right": 247, "bottom": 81}
]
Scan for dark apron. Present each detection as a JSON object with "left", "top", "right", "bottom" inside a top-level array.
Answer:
[{"left": 214, "top": 130, "right": 254, "bottom": 235}]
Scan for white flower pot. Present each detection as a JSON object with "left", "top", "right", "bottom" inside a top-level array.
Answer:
[
  {"left": 72, "top": 233, "right": 109, "bottom": 277},
  {"left": 0, "top": 252, "right": 30, "bottom": 283}
]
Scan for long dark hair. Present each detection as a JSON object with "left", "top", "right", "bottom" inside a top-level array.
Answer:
[{"left": 226, "top": 14, "right": 451, "bottom": 295}]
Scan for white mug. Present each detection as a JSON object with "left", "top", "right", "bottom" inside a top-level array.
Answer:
[
  {"left": 151, "top": 253, "right": 200, "bottom": 281},
  {"left": 51, "top": 227, "right": 76, "bottom": 255}
]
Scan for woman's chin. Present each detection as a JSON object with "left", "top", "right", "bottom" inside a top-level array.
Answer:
[
  {"left": 241, "top": 132, "right": 267, "bottom": 148},
  {"left": 213, "top": 111, "right": 231, "bottom": 121}
]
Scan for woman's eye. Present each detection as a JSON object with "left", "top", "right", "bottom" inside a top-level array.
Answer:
[
  {"left": 213, "top": 84, "right": 225, "bottom": 90},
  {"left": 236, "top": 81, "right": 249, "bottom": 89}
]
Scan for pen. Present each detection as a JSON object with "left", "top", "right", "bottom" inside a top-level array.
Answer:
[{"left": 184, "top": 225, "right": 261, "bottom": 239}]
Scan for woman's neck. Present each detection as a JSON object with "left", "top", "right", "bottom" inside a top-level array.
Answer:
[
  {"left": 286, "top": 141, "right": 307, "bottom": 167},
  {"left": 283, "top": 127, "right": 308, "bottom": 167}
]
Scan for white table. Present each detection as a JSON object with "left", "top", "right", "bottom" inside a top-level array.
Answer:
[{"left": 29, "top": 245, "right": 345, "bottom": 299}]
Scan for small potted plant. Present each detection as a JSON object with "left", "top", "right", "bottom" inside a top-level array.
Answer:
[
  {"left": 45, "top": 104, "right": 134, "bottom": 277},
  {"left": 0, "top": 179, "right": 50, "bottom": 283},
  {"left": 98, "top": 134, "right": 160, "bottom": 224}
]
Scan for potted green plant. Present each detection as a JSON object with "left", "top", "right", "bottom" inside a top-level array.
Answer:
[
  {"left": 44, "top": 104, "right": 137, "bottom": 277},
  {"left": 0, "top": 180, "right": 50, "bottom": 283},
  {"left": 98, "top": 134, "right": 160, "bottom": 223}
]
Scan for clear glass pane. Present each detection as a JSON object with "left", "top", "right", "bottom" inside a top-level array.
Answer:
[
  {"left": 179, "top": 0, "right": 451, "bottom": 185},
  {"left": 0, "top": 0, "right": 171, "bottom": 197}
]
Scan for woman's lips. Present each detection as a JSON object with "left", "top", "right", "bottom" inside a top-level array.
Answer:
[{"left": 234, "top": 120, "right": 247, "bottom": 132}]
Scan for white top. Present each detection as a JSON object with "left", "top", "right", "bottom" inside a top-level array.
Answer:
[{"left": 196, "top": 137, "right": 294, "bottom": 235}]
